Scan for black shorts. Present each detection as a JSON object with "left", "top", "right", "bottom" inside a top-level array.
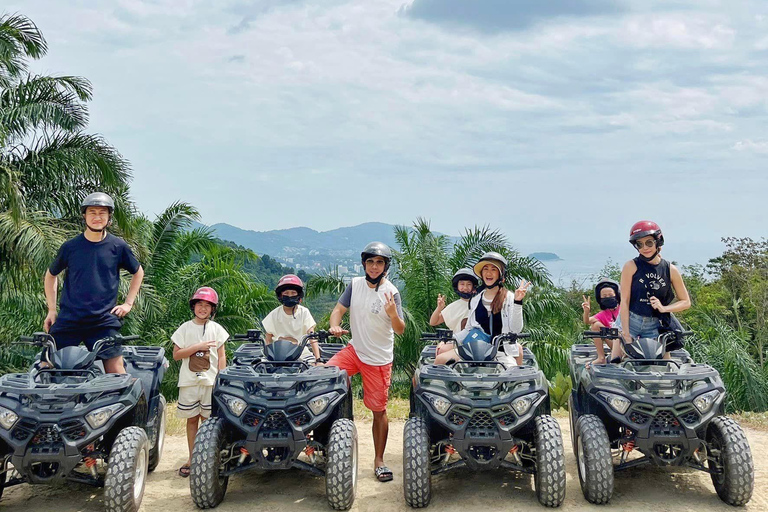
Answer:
[{"left": 49, "top": 326, "right": 123, "bottom": 360}]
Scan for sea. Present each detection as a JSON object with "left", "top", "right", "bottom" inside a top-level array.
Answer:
[{"left": 519, "top": 241, "right": 724, "bottom": 288}]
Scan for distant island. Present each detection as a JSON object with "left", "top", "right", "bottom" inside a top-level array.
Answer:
[{"left": 529, "top": 252, "right": 562, "bottom": 262}]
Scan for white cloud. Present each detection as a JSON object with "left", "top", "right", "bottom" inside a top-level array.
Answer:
[{"left": 732, "top": 139, "right": 768, "bottom": 154}]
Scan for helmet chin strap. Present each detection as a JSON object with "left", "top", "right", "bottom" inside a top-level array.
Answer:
[{"left": 365, "top": 272, "right": 385, "bottom": 291}]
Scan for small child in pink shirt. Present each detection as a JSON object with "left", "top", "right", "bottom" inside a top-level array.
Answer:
[{"left": 581, "top": 278, "right": 620, "bottom": 365}]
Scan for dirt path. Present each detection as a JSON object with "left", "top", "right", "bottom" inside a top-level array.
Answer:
[{"left": 2, "top": 417, "right": 766, "bottom": 511}]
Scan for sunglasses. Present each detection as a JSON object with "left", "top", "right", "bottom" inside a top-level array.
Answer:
[{"left": 633, "top": 239, "right": 656, "bottom": 250}]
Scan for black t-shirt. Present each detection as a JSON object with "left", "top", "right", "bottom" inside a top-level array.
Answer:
[
  {"left": 49, "top": 233, "right": 141, "bottom": 331},
  {"left": 629, "top": 257, "right": 675, "bottom": 318}
]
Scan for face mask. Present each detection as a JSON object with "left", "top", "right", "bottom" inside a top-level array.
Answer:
[
  {"left": 599, "top": 297, "right": 618, "bottom": 310},
  {"left": 457, "top": 291, "right": 475, "bottom": 300},
  {"left": 365, "top": 273, "right": 384, "bottom": 286},
  {"left": 279, "top": 296, "right": 301, "bottom": 308}
]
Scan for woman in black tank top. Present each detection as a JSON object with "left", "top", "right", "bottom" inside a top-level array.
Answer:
[{"left": 618, "top": 221, "right": 691, "bottom": 359}]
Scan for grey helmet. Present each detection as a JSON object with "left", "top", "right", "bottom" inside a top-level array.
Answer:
[
  {"left": 81, "top": 192, "right": 115, "bottom": 214},
  {"left": 452, "top": 268, "right": 479, "bottom": 294},
  {"left": 360, "top": 242, "right": 392, "bottom": 267},
  {"left": 473, "top": 251, "right": 507, "bottom": 278},
  {"left": 594, "top": 278, "right": 620, "bottom": 304}
]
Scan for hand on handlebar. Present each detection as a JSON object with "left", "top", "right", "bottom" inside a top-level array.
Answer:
[
  {"left": 622, "top": 331, "right": 633, "bottom": 344},
  {"left": 328, "top": 326, "right": 349, "bottom": 337}
]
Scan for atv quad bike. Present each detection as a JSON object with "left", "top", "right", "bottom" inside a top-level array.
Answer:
[
  {"left": 404, "top": 329, "right": 566, "bottom": 508},
  {"left": 569, "top": 327, "right": 754, "bottom": 506},
  {"left": 0, "top": 332, "right": 167, "bottom": 512},
  {"left": 190, "top": 330, "right": 357, "bottom": 510}
]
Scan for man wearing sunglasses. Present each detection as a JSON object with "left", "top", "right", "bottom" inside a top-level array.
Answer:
[{"left": 616, "top": 221, "right": 691, "bottom": 360}]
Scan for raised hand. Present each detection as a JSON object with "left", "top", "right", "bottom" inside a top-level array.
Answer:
[
  {"left": 384, "top": 292, "right": 398, "bottom": 318},
  {"left": 514, "top": 280, "right": 531, "bottom": 301},
  {"left": 436, "top": 294, "right": 446, "bottom": 310}
]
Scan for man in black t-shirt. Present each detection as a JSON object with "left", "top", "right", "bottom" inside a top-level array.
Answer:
[{"left": 43, "top": 193, "right": 145, "bottom": 374}]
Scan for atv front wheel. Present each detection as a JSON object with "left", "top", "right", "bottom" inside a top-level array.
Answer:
[
  {"left": 533, "top": 415, "right": 566, "bottom": 507},
  {"left": 148, "top": 394, "right": 166, "bottom": 471},
  {"left": 568, "top": 394, "right": 578, "bottom": 457},
  {"left": 326, "top": 418, "right": 358, "bottom": 510},
  {"left": 104, "top": 426, "right": 149, "bottom": 512},
  {"left": 190, "top": 417, "right": 230, "bottom": 509},
  {"left": 575, "top": 414, "right": 613, "bottom": 504},
  {"left": 403, "top": 416, "right": 431, "bottom": 508},
  {"left": 707, "top": 416, "right": 754, "bottom": 506}
]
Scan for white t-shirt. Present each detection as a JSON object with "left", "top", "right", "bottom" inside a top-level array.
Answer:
[
  {"left": 341, "top": 277, "right": 402, "bottom": 366},
  {"left": 172, "top": 320, "right": 229, "bottom": 387},
  {"left": 262, "top": 305, "right": 316, "bottom": 342},
  {"left": 262, "top": 305, "right": 317, "bottom": 360},
  {"left": 441, "top": 299, "right": 471, "bottom": 334}
]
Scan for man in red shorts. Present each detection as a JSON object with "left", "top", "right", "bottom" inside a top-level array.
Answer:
[{"left": 327, "top": 242, "right": 405, "bottom": 483}]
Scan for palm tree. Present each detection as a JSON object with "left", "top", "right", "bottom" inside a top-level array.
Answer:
[{"left": 0, "top": 13, "right": 133, "bottom": 280}]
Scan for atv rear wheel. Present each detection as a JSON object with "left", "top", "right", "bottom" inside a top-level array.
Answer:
[
  {"left": 148, "top": 394, "right": 166, "bottom": 472},
  {"left": 707, "top": 416, "right": 754, "bottom": 506},
  {"left": 575, "top": 414, "right": 613, "bottom": 505},
  {"left": 104, "top": 426, "right": 149, "bottom": 512},
  {"left": 190, "top": 417, "right": 230, "bottom": 509},
  {"left": 326, "top": 418, "right": 358, "bottom": 510},
  {"left": 533, "top": 415, "right": 566, "bottom": 507},
  {"left": 403, "top": 416, "right": 431, "bottom": 508}
]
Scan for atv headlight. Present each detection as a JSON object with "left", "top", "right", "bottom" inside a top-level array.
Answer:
[
  {"left": 85, "top": 404, "right": 124, "bottom": 429},
  {"left": 0, "top": 406, "right": 18, "bottom": 430},
  {"left": 423, "top": 392, "right": 451, "bottom": 415},
  {"left": 308, "top": 392, "right": 337, "bottom": 415},
  {"left": 693, "top": 390, "right": 721, "bottom": 413},
  {"left": 511, "top": 393, "right": 539, "bottom": 416},
  {"left": 221, "top": 394, "right": 247, "bottom": 417},
  {"left": 597, "top": 391, "right": 631, "bottom": 414}
]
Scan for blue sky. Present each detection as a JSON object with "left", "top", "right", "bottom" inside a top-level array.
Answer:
[{"left": 8, "top": 0, "right": 767, "bottom": 253}]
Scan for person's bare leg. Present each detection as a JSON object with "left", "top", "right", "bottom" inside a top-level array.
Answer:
[
  {"left": 434, "top": 348, "right": 458, "bottom": 365},
  {"left": 588, "top": 322, "right": 607, "bottom": 366},
  {"left": 372, "top": 410, "right": 389, "bottom": 470},
  {"left": 104, "top": 355, "right": 126, "bottom": 374},
  {"left": 186, "top": 415, "right": 201, "bottom": 465}
]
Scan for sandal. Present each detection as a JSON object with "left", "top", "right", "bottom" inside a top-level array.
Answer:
[
  {"left": 374, "top": 466, "right": 393, "bottom": 482},
  {"left": 178, "top": 464, "right": 191, "bottom": 478}
]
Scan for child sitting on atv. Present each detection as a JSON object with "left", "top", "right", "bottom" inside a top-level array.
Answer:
[
  {"left": 581, "top": 278, "right": 621, "bottom": 365},
  {"left": 262, "top": 274, "right": 320, "bottom": 364},
  {"left": 434, "top": 253, "right": 530, "bottom": 366},
  {"left": 173, "top": 287, "right": 229, "bottom": 477},
  {"left": 429, "top": 268, "right": 478, "bottom": 356}
]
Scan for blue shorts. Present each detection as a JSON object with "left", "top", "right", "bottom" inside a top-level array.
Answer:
[
  {"left": 49, "top": 326, "right": 123, "bottom": 360},
  {"left": 628, "top": 311, "right": 660, "bottom": 339}
]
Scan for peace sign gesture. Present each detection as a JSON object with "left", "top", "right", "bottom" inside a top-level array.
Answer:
[
  {"left": 514, "top": 280, "right": 531, "bottom": 301},
  {"left": 581, "top": 294, "right": 591, "bottom": 313},
  {"left": 383, "top": 292, "right": 399, "bottom": 319}
]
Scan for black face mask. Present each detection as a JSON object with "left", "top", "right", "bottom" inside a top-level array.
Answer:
[
  {"left": 365, "top": 273, "right": 384, "bottom": 286},
  {"left": 599, "top": 297, "right": 618, "bottom": 310},
  {"left": 457, "top": 290, "right": 476, "bottom": 300},
  {"left": 279, "top": 296, "right": 301, "bottom": 308}
]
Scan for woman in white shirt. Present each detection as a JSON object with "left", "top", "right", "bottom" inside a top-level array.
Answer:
[{"left": 434, "top": 252, "right": 530, "bottom": 366}]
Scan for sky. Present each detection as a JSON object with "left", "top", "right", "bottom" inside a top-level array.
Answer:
[{"left": 7, "top": 0, "right": 768, "bottom": 254}]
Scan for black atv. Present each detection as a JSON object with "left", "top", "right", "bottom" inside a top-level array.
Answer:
[
  {"left": 569, "top": 327, "right": 754, "bottom": 505},
  {"left": 190, "top": 330, "right": 357, "bottom": 510},
  {"left": 0, "top": 332, "right": 167, "bottom": 512},
  {"left": 403, "top": 329, "right": 566, "bottom": 508}
]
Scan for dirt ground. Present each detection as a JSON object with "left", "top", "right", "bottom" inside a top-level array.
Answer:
[{"left": 1, "top": 414, "right": 766, "bottom": 512}]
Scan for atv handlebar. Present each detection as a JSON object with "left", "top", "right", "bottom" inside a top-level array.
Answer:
[
  {"left": 582, "top": 327, "right": 622, "bottom": 339},
  {"left": 420, "top": 328, "right": 454, "bottom": 342}
]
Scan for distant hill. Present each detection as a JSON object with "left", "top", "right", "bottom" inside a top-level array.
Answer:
[
  {"left": 529, "top": 252, "right": 562, "bottom": 262},
  {"left": 197, "top": 221, "right": 401, "bottom": 259}
]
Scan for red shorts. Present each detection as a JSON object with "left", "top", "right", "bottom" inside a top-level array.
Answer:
[{"left": 326, "top": 345, "right": 392, "bottom": 412}]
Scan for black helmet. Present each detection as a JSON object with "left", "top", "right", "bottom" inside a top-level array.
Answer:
[
  {"left": 594, "top": 278, "right": 620, "bottom": 304},
  {"left": 473, "top": 252, "right": 507, "bottom": 278},
  {"left": 81, "top": 192, "right": 115, "bottom": 214},
  {"left": 452, "top": 268, "right": 479, "bottom": 295},
  {"left": 361, "top": 242, "right": 392, "bottom": 267}
]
